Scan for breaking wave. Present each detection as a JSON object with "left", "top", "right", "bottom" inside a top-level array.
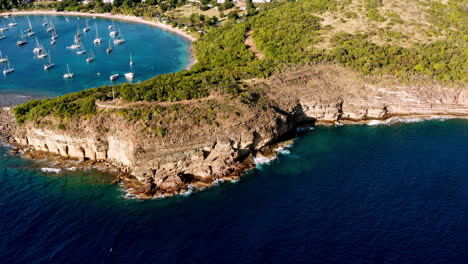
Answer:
[{"left": 40, "top": 168, "right": 62, "bottom": 174}]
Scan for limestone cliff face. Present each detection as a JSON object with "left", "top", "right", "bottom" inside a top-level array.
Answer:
[
  {"left": 7, "top": 65, "right": 468, "bottom": 198},
  {"left": 258, "top": 65, "right": 467, "bottom": 123}
]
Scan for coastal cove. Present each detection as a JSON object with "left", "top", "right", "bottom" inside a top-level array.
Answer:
[
  {"left": 0, "top": 119, "right": 467, "bottom": 263},
  {"left": 0, "top": 12, "right": 193, "bottom": 104}
]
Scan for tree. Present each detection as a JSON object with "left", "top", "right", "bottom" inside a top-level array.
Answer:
[{"left": 227, "top": 10, "right": 239, "bottom": 20}]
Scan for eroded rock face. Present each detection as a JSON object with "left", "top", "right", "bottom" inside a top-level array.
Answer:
[
  {"left": 5, "top": 65, "right": 468, "bottom": 198},
  {"left": 259, "top": 65, "right": 468, "bottom": 123}
]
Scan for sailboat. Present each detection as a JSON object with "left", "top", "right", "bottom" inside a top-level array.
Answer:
[
  {"left": 108, "top": 20, "right": 114, "bottom": 29},
  {"left": 0, "top": 19, "right": 8, "bottom": 31},
  {"left": 51, "top": 27, "right": 58, "bottom": 39},
  {"left": 46, "top": 21, "right": 54, "bottom": 32},
  {"left": 113, "top": 28, "right": 125, "bottom": 45},
  {"left": 63, "top": 64, "right": 74, "bottom": 78},
  {"left": 109, "top": 21, "right": 118, "bottom": 37},
  {"left": 110, "top": 73, "right": 119, "bottom": 81},
  {"left": 8, "top": 16, "right": 17, "bottom": 27},
  {"left": 65, "top": 17, "right": 70, "bottom": 23},
  {"left": 93, "top": 23, "right": 101, "bottom": 44},
  {"left": 129, "top": 53, "right": 134, "bottom": 66},
  {"left": 0, "top": 50, "right": 7, "bottom": 63},
  {"left": 68, "top": 35, "right": 81, "bottom": 50},
  {"left": 37, "top": 47, "right": 47, "bottom": 58},
  {"left": 27, "top": 17, "right": 35, "bottom": 36},
  {"left": 16, "top": 31, "right": 27, "bottom": 46},
  {"left": 83, "top": 19, "right": 90, "bottom": 33},
  {"left": 3, "top": 57, "right": 14, "bottom": 75},
  {"left": 0, "top": 31, "right": 5, "bottom": 40},
  {"left": 86, "top": 51, "right": 95, "bottom": 62},
  {"left": 33, "top": 36, "right": 42, "bottom": 54},
  {"left": 44, "top": 50, "right": 54, "bottom": 70},
  {"left": 106, "top": 40, "right": 113, "bottom": 53},
  {"left": 42, "top": 16, "right": 48, "bottom": 26},
  {"left": 76, "top": 44, "right": 86, "bottom": 55},
  {"left": 76, "top": 24, "right": 81, "bottom": 37}
]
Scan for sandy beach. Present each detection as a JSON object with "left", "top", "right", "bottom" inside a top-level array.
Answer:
[{"left": 1, "top": 10, "right": 196, "bottom": 42}]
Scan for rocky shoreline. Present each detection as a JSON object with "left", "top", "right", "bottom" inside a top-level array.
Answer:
[{"left": 1, "top": 65, "right": 467, "bottom": 199}]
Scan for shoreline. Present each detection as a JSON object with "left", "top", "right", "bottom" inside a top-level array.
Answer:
[
  {"left": 1, "top": 106, "right": 467, "bottom": 199},
  {"left": 1, "top": 10, "right": 196, "bottom": 42}
]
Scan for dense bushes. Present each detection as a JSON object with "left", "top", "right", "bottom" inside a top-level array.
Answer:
[{"left": 330, "top": 34, "right": 466, "bottom": 81}]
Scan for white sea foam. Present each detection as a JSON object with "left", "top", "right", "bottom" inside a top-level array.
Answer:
[
  {"left": 66, "top": 167, "right": 77, "bottom": 171},
  {"left": 276, "top": 146, "right": 291, "bottom": 155},
  {"left": 253, "top": 155, "right": 277, "bottom": 166},
  {"left": 41, "top": 168, "right": 62, "bottom": 173},
  {"left": 367, "top": 116, "right": 454, "bottom": 126},
  {"left": 367, "top": 120, "right": 387, "bottom": 126}
]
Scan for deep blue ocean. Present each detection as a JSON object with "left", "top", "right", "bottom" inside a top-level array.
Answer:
[
  {"left": 0, "top": 15, "right": 190, "bottom": 98},
  {"left": 0, "top": 119, "right": 467, "bottom": 263}
]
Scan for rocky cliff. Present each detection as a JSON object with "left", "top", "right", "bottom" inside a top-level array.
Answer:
[{"left": 3, "top": 65, "right": 467, "bottom": 198}]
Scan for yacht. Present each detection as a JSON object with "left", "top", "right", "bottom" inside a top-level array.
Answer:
[
  {"left": 109, "top": 30, "right": 118, "bottom": 38},
  {"left": 42, "top": 16, "right": 48, "bottom": 27},
  {"left": 129, "top": 53, "right": 134, "bottom": 66},
  {"left": 46, "top": 22, "right": 54, "bottom": 32},
  {"left": 68, "top": 35, "right": 81, "bottom": 49},
  {"left": 83, "top": 19, "right": 90, "bottom": 33},
  {"left": 93, "top": 23, "right": 101, "bottom": 44},
  {"left": 110, "top": 74, "right": 119, "bottom": 81},
  {"left": 8, "top": 16, "right": 17, "bottom": 27},
  {"left": 16, "top": 31, "right": 27, "bottom": 46},
  {"left": 51, "top": 28, "right": 59, "bottom": 40},
  {"left": 26, "top": 17, "right": 35, "bottom": 36},
  {"left": 0, "top": 50, "right": 7, "bottom": 63},
  {"left": 65, "top": 17, "right": 70, "bottom": 23},
  {"left": 0, "top": 19, "right": 8, "bottom": 31},
  {"left": 106, "top": 40, "right": 112, "bottom": 53},
  {"left": 33, "top": 36, "right": 42, "bottom": 54},
  {"left": 63, "top": 64, "right": 74, "bottom": 78},
  {"left": 3, "top": 57, "right": 14, "bottom": 75},
  {"left": 124, "top": 72, "right": 134, "bottom": 79},
  {"left": 50, "top": 39, "right": 56, "bottom": 45},
  {"left": 44, "top": 50, "right": 54, "bottom": 70},
  {"left": 86, "top": 51, "right": 95, "bottom": 62},
  {"left": 76, "top": 45, "right": 86, "bottom": 55},
  {"left": 114, "top": 37, "right": 125, "bottom": 45},
  {"left": 37, "top": 47, "right": 47, "bottom": 58},
  {"left": 76, "top": 24, "right": 81, "bottom": 37},
  {"left": 113, "top": 27, "right": 125, "bottom": 45}
]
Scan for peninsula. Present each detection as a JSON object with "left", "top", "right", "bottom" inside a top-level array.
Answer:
[{"left": 1, "top": 0, "right": 467, "bottom": 198}]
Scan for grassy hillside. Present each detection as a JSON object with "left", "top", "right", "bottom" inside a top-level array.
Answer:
[{"left": 14, "top": 0, "right": 467, "bottom": 124}]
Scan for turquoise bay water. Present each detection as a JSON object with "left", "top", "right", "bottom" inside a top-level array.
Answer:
[
  {"left": 0, "top": 119, "right": 467, "bottom": 263},
  {"left": 0, "top": 15, "right": 190, "bottom": 97}
]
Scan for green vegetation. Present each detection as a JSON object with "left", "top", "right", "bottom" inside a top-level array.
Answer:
[{"left": 11, "top": 0, "right": 468, "bottom": 124}]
